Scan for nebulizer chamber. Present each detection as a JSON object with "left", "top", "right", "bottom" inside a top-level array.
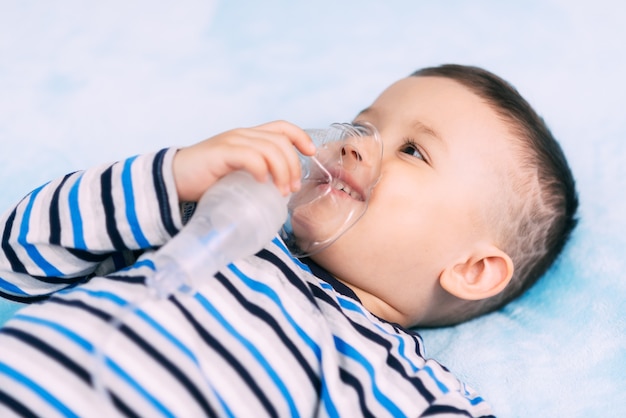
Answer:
[
  {"left": 147, "top": 122, "right": 382, "bottom": 298},
  {"left": 145, "top": 170, "right": 290, "bottom": 298}
]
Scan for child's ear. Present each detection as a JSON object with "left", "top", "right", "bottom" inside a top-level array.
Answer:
[{"left": 439, "top": 245, "right": 514, "bottom": 301}]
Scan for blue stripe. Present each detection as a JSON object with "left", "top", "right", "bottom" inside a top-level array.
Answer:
[
  {"left": 338, "top": 298, "right": 415, "bottom": 368},
  {"left": 63, "top": 287, "right": 195, "bottom": 362},
  {"left": 122, "top": 156, "right": 151, "bottom": 248},
  {"left": 194, "top": 292, "right": 299, "bottom": 417},
  {"left": 273, "top": 239, "right": 454, "bottom": 407},
  {"left": 320, "top": 380, "right": 340, "bottom": 418},
  {"left": 68, "top": 173, "right": 86, "bottom": 249},
  {"left": 460, "top": 381, "right": 485, "bottom": 405},
  {"left": 271, "top": 237, "right": 311, "bottom": 272},
  {"left": 0, "top": 276, "right": 28, "bottom": 295},
  {"left": 212, "top": 389, "right": 236, "bottom": 418},
  {"left": 105, "top": 357, "right": 175, "bottom": 418},
  {"left": 469, "top": 394, "right": 485, "bottom": 406},
  {"left": 333, "top": 336, "right": 405, "bottom": 417},
  {"left": 338, "top": 296, "right": 453, "bottom": 396},
  {"left": 0, "top": 361, "right": 78, "bottom": 417},
  {"left": 18, "top": 187, "right": 63, "bottom": 276},
  {"left": 228, "top": 263, "right": 321, "bottom": 359},
  {"left": 423, "top": 365, "right": 450, "bottom": 394},
  {"left": 318, "top": 281, "right": 334, "bottom": 291},
  {"left": 120, "top": 258, "right": 156, "bottom": 272},
  {"left": 12, "top": 313, "right": 174, "bottom": 417},
  {"left": 60, "top": 287, "right": 233, "bottom": 414},
  {"left": 229, "top": 261, "right": 345, "bottom": 414},
  {"left": 339, "top": 299, "right": 418, "bottom": 357},
  {"left": 228, "top": 263, "right": 342, "bottom": 414}
]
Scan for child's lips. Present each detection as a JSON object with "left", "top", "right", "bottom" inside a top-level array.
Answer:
[
  {"left": 324, "top": 169, "right": 365, "bottom": 201},
  {"left": 329, "top": 178, "right": 363, "bottom": 201}
]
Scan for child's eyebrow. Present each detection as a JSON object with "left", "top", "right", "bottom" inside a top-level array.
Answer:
[
  {"left": 354, "top": 107, "right": 375, "bottom": 120},
  {"left": 412, "top": 120, "right": 445, "bottom": 147},
  {"left": 355, "top": 107, "right": 446, "bottom": 150}
]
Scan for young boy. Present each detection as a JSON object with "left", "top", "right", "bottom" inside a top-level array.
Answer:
[{"left": 0, "top": 64, "right": 577, "bottom": 417}]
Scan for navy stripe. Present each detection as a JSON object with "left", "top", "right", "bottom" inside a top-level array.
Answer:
[
  {"left": 152, "top": 149, "right": 179, "bottom": 237},
  {"left": 0, "top": 389, "right": 38, "bottom": 418},
  {"left": 110, "top": 392, "right": 142, "bottom": 418},
  {"left": 111, "top": 251, "right": 137, "bottom": 271},
  {"left": 17, "top": 273, "right": 84, "bottom": 285},
  {"left": 315, "top": 288, "right": 435, "bottom": 402},
  {"left": 49, "top": 173, "right": 73, "bottom": 245},
  {"left": 351, "top": 321, "right": 435, "bottom": 403},
  {"left": 170, "top": 297, "right": 278, "bottom": 418},
  {"left": 338, "top": 368, "right": 376, "bottom": 418},
  {"left": 1, "top": 326, "right": 91, "bottom": 384},
  {"left": 48, "top": 297, "right": 216, "bottom": 417},
  {"left": 0, "top": 289, "right": 48, "bottom": 304},
  {"left": 101, "top": 166, "right": 127, "bottom": 250},
  {"left": 66, "top": 248, "right": 110, "bottom": 263},
  {"left": 1, "top": 208, "right": 27, "bottom": 274},
  {"left": 104, "top": 274, "right": 146, "bottom": 284},
  {"left": 376, "top": 321, "right": 426, "bottom": 359},
  {"left": 0, "top": 360, "right": 79, "bottom": 417},
  {"left": 256, "top": 249, "right": 318, "bottom": 307},
  {"left": 311, "top": 284, "right": 436, "bottom": 403},
  {"left": 215, "top": 271, "right": 321, "bottom": 393},
  {"left": 309, "top": 282, "right": 342, "bottom": 312},
  {"left": 402, "top": 326, "right": 426, "bottom": 359},
  {"left": 19, "top": 187, "right": 63, "bottom": 277},
  {"left": 334, "top": 336, "right": 404, "bottom": 416},
  {"left": 421, "top": 404, "right": 475, "bottom": 417},
  {"left": 3, "top": 326, "right": 139, "bottom": 416}
]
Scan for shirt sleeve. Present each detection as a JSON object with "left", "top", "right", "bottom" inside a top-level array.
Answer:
[{"left": 0, "top": 147, "right": 183, "bottom": 302}]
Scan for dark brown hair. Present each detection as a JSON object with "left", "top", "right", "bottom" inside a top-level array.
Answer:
[{"left": 412, "top": 64, "right": 579, "bottom": 325}]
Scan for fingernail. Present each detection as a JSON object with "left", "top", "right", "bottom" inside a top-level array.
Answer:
[{"left": 291, "top": 179, "right": 301, "bottom": 192}]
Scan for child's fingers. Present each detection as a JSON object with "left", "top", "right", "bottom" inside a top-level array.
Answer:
[
  {"left": 251, "top": 121, "right": 316, "bottom": 191},
  {"left": 173, "top": 121, "right": 315, "bottom": 201},
  {"left": 255, "top": 120, "right": 316, "bottom": 157},
  {"left": 234, "top": 133, "right": 302, "bottom": 195}
]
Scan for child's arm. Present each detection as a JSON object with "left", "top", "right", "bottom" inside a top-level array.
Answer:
[
  {"left": 0, "top": 120, "right": 314, "bottom": 302},
  {"left": 0, "top": 148, "right": 182, "bottom": 302}
]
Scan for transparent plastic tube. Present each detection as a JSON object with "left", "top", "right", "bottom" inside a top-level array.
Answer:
[{"left": 146, "top": 170, "right": 290, "bottom": 298}]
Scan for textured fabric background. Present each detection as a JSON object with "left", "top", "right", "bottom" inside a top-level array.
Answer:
[{"left": 1, "top": 1, "right": 625, "bottom": 416}]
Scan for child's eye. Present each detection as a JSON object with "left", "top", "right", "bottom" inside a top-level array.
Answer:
[{"left": 399, "top": 139, "right": 425, "bottom": 161}]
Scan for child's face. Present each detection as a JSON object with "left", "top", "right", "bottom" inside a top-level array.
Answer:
[{"left": 310, "top": 76, "right": 517, "bottom": 327}]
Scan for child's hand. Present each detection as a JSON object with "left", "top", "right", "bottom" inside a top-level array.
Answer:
[{"left": 172, "top": 120, "right": 316, "bottom": 202}]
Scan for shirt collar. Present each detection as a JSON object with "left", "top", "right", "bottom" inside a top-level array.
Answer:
[{"left": 300, "top": 257, "right": 361, "bottom": 303}]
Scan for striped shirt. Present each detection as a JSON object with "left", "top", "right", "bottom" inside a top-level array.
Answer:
[{"left": 0, "top": 148, "right": 494, "bottom": 417}]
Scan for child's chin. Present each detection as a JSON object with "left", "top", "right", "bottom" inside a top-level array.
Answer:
[
  {"left": 289, "top": 218, "right": 336, "bottom": 254},
  {"left": 288, "top": 197, "right": 366, "bottom": 255}
]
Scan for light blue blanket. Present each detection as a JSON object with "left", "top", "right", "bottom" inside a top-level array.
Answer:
[{"left": 1, "top": 1, "right": 625, "bottom": 416}]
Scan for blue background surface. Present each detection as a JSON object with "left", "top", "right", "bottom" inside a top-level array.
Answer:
[{"left": 1, "top": 1, "right": 625, "bottom": 416}]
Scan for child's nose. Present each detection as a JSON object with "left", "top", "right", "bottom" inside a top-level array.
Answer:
[{"left": 341, "top": 144, "right": 362, "bottom": 170}]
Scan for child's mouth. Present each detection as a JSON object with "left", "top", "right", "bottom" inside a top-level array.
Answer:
[{"left": 330, "top": 177, "right": 363, "bottom": 201}]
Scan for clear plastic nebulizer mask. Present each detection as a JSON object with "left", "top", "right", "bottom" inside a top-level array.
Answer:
[{"left": 281, "top": 121, "right": 383, "bottom": 257}]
